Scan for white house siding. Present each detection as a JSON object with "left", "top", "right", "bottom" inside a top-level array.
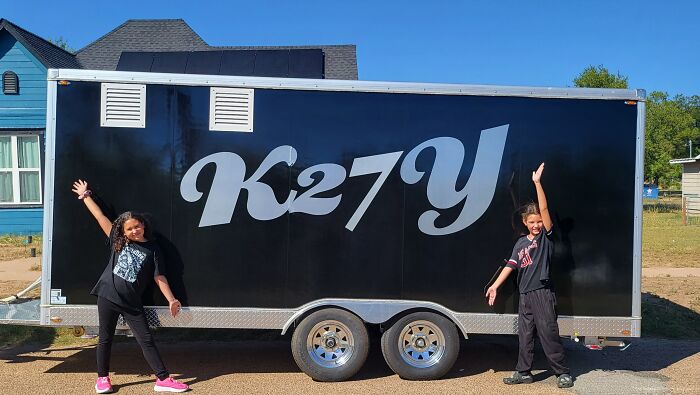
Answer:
[{"left": 682, "top": 162, "right": 700, "bottom": 215}]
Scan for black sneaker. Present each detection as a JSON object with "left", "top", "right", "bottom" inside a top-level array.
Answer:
[
  {"left": 557, "top": 373, "right": 574, "bottom": 388},
  {"left": 503, "top": 371, "right": 534, "bottom": 385}
]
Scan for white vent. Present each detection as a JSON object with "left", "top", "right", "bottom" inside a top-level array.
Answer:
[
  {"left": 209, "top": 87, "right": 254, "bottom": 132},
  {"left": 100, "top": 83, "right": 146, "bottom": 128}
]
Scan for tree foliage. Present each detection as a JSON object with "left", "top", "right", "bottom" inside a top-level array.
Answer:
[
  {"left": 48, "top": 36, "right": 75, "bottom": 53},
  {"left": 572, "top": 66, "right": 700, "bottom": 188},
  {"left": 645, "top": 92, "right": 699, "bottom": 186},
  {"left": 676, "top": 95, "right": 700, "bottom": 130},
  {"left": 573, "top": 65, "right": 628, "bottom": 89}
]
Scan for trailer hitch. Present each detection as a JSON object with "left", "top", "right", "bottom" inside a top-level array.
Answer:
[{"left": 573, "top": 335, "right": 625, "bottom": 350}]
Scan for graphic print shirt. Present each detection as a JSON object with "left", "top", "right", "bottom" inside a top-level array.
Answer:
[
  {"left": 505, "top": 227, "right": 554, "bottom": 294},
  {"left": 91, "top": 239, "right": 166, "bottom": 310}
]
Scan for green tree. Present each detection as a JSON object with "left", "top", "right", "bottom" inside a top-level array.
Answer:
[
  {"left": 573, "top": 65, "right": 628, "bottom": 89},
  {"left": 675, "top": 94, "right": 700, "bottom": 131},
  {"left": 48, "top": 36, "right": 75, "bottom": 53},
  {"left": 572, "top": 66, "right": 700, "bottom": 188},
  {"left": 645, "top": 92, "right": 700, "bottom": 187}
]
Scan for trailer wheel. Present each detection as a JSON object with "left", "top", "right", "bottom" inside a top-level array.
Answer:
[
  {"left": 291, "top": 308, "right": 369, "bottom": 382},
  {"left": 380, "top": 312, "right": 459, "bottom": 380}
]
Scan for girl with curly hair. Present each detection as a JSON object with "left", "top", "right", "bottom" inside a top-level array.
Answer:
[{"left": 72, "top": 179, "right": 189, "bottom": 393}]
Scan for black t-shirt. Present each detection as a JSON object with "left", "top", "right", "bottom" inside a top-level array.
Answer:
[
  {"left": 91, "top": 239, "right": 165, "bottom": 310},
  {"left": 505, "top": 227, "right": 554, "bottom": 294}
]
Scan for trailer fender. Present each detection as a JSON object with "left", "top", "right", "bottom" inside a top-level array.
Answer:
[{"left": 281, "top": 299, "right": 469, "bottom": 338}]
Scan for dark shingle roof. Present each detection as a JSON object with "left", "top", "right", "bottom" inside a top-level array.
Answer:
[
  {"left": 212, "top": 45, "right": 358, "bottom": 80},
  {"left": 76, "top": 19, "right": 208, "bottom": 70},
  {"left": 0, "top": 18, "right": 357, "bottom": 80},
  {"left": 76, "top": 19, "right": 358, "bottom": 80},
  {"left": 0, "top": 19, "right": 81, "bottom": 68}
]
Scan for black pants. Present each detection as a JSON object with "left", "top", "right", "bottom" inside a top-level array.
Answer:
[
  {"left": 516, "top": 288, "right": 569, "bottom": 375},
  {"left": 97, "top": 297, "right": 169, "bottom": 379}
]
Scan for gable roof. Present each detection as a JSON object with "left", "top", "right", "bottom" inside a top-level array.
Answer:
[
  {"left": 76, "top": 19, "right": 209, "bottom": 70},
  {"left": 76, "top": 19, "right": 358, "bottom": 80},
  {"left": 0, "top": 19, "right": 81, "bottom": 68}
]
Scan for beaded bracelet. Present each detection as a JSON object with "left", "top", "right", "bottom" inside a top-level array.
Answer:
[{"left": 78, "top": 190, "right": 93, "bottom": 200}]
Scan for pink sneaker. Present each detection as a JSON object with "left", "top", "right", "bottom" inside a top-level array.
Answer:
[
  {"left": 154, "top": 377, "right": 189, "bottom": 392},
  {"left": 95, "top": 376, "right": 113, "bottom": 393}
]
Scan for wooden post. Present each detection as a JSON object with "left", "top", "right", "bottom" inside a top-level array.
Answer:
[{"left": 682, "top": 196, "right": 687, "bottom": 225}]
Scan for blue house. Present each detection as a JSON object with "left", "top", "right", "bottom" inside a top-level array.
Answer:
[
  {"left": 0, "top": 18, "right": 358, "bottom": 235},
  {"left": 0, "top": 19, "right": 81, "bottom": 234}
]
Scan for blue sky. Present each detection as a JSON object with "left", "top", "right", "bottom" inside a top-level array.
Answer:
[{"left": 3, "top": 0, "right": 698, "bottom": 96}]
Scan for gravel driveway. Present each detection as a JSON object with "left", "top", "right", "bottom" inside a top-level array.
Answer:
[{"left": 1, "top": 333, "right": 697, "bottom": 394}]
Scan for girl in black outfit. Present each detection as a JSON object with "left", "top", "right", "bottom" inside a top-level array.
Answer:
[
  {"left": 72, "top": 179, "right": 189, "bottom": 393},
  {"left": 484, "top": 163, "right": 573, "bottom": 389}
]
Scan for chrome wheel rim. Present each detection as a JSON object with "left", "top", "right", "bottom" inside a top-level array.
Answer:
[
  {"left": 397, "top": 320, "right": 446, "bottom": 368},
  {"left": 307, "top": 320, "right": 355, "bottom": 368}
]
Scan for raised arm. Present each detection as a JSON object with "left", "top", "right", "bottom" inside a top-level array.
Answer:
[
  {"left": 532, "top": 163, "right": 552, "bottom": 232},
  {"left": 71, "top": 179, "right": 112, "bottom": 237}
]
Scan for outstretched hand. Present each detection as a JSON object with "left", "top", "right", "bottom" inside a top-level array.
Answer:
[
  {"left": 485, "top": 286, "right": 497, "bottom": 306},
  {"left": 532, "top": 162, "right": 545, "bottom": 184},
  {"left": 169, "top": 299, "right": 182, "bottom": 317},
  {"left": 71, "top": 179, "right": 89, "bottom": 197}
]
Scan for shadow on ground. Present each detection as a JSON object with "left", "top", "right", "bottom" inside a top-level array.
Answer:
[
  {"left": 642, "top": 292, "right": 700, "bottom": 339},
  {"left": 1, "top": 305, "right": 699, "bottom": 387}
]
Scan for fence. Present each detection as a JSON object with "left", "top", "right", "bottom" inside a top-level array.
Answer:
[{"left": 682, "top": 195, "right": 700, "bottom": 225}]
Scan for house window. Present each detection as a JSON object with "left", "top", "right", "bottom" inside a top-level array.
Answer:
[
  {"left": 0, "top": 135, "right": 42, "bottom": 204},
  {"left": 2, "top": 71, "right": 19, "bottom": 94}
]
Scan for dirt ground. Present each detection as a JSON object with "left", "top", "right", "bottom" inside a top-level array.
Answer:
[
  {"left": 643, "top": 267, "right": 700, "bottom": 277},
  {"left": 1, "top": 335, "right": 698, "bottom": 394},
  {"left": 641, "top": 268, "right": 700, "bottom": 317},
  {"left": 0, "top": 258, "right": 41, "bottom": 299},
  {"left": 642, "top": 277, "right": 700, "bottom": 313},
  {"left": 2, "top": 257, "right": 699, "bottom": 393},
  {"left": 0, "top": 257, "right": 40, "bottom": 281}
]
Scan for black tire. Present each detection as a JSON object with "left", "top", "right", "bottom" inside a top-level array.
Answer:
[
  {"left": 291, "top": 308, "right": 369, "bottom": 382},
  {"left": 380, "top": 311, "right": 459, "bottom": 380}
]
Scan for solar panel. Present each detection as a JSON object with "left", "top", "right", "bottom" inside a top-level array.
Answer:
[
  {"left": 252, "top": 50, "right": 289, "bottom": 77},
  {"left": 219, "top": 51, "right": 256, "bottom": 76},
  {"left": 116, "top": 52, "right": 154, "bottom": 72},
  {"left": 289, "top": 49, "right": 324, "bottom": 79},
  {"left": 116, "top": 49, "right": 324, "bottom": 78},
  {"left": 151, "top": 52, "right": 189, "bottom": 73},
  {"left": 185, "top": 51, "right": 223, "bottom": 75}
]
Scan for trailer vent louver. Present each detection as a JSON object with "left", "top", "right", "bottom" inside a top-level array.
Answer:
[
  {"left": 100, "top": 83, "right": 146, "bottom": 128},
  {"left": 209, "top": 87, "right": 254, "bottom": 132}
]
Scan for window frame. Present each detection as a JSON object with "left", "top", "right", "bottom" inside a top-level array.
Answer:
[{"left": 0, "top": 134, "right": 42, "bottom": 205}]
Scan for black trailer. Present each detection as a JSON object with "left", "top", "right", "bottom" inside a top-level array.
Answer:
[{"left": 5, "top": 69, "right": 644, "bottom": 381}]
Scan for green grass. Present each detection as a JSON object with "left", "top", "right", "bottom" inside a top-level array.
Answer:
[
  {"left": 0, "top": 325, "right": 56, "bottom": 349},
  {"left": 643, "top": 197, "right": 682, "bottom": 213},
  {"left": 640, "top": 208, "right": 700, "bottom": 337},
  {"left": 642, "top": 211, "right": 700, "bottom": 267},
  {"left": 0, "top": 325, "right": 98, "bottom": 349},
  {"left": 0, "top": 235, "right": 43, "bottom": 261}
]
